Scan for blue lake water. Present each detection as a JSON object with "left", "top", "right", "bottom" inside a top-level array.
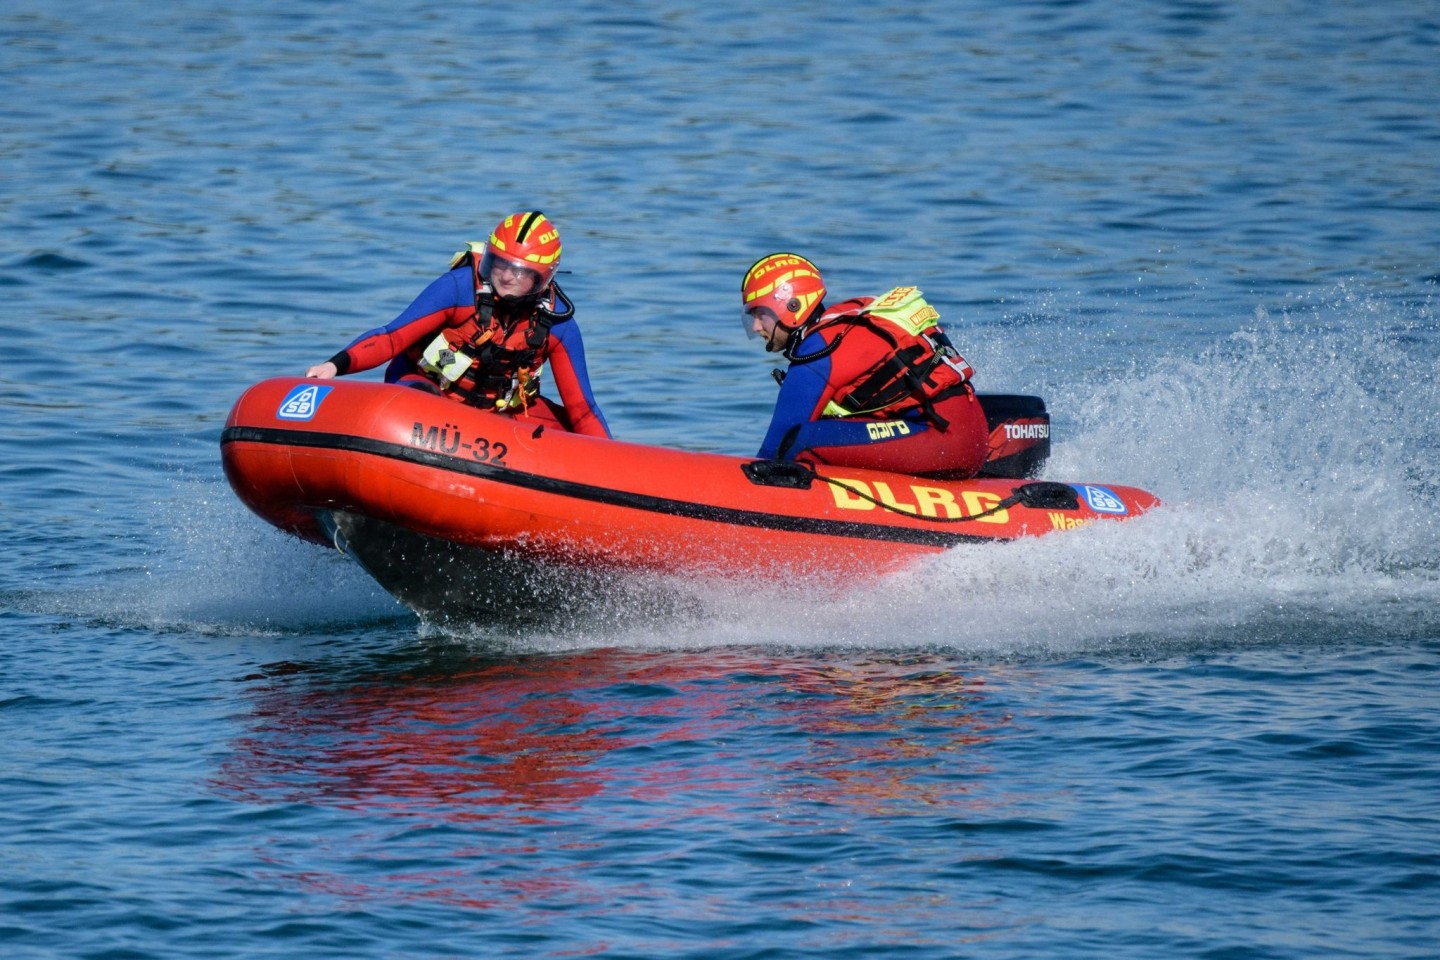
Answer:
[{"left": 2, "top": 1, "right": 1439, "bottom": 957}]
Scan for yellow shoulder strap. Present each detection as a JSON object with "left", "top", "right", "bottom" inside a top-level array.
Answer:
[
  {"left": 865, "top": 286, "right": 941, "bottom": 336},
  {"left": 448, "top": 240, "right": 487, "bottom": 269}
]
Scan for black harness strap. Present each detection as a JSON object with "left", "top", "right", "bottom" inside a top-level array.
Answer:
[
  {"left": 451, "top": 251, "right": 576, "bottom": 407},
  {"left": 823, "top": 317, "right": 959, "bottom": 432}
]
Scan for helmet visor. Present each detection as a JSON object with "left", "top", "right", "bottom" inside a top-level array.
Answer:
[
  {"left": 743, "top": 306, "right": 789, "bottom": 351},
  {"left": 479, "top": 250, "right": 544, "bottom": 296},
  {"left": 742, "top": 307, "right": 760, "bottom": 340}
]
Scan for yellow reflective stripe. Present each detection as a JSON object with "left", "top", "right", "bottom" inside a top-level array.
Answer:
[
  {"left": 866, "top": 286, "right": 941, "bottom": 336},
  {"left": 744, "top": 273, "right": 786, "bottom": 304},
  {"left": 514, "top": 212, "right": 545, "bottom": 242},
  {"left": 743, "top": 262, "right": 822, "bottom": 306}
]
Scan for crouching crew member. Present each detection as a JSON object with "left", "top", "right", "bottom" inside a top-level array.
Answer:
[
  {"left": 740, "top": 253, "right": 986, "bottom": 478},
  {"left": 306, "top": 211, "right": 610, "bottom": 438}
]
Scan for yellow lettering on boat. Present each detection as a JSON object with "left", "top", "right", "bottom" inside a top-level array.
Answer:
[
  {"left": 831, "top": 479, "right": 1013, "bottom": 523},
  {"left": 873, "top": 481, "right": 918, "bottom": 515},
  {"left": 912, "top": 486, "right": 961, "bottom": 519},
  {"left": 828, "top": 478, "right": 875, "bottom": 511},
  {"left": 960, "top": 490, "right": 1009, "bottom": 525},
  {"left": 1048, "top": 512, "right": 1092, "bottom": 531}
]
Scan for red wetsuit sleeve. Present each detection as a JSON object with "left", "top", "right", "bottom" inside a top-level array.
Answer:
[{"left": 331, "top": 269, "right": 472, "bottom": 374}]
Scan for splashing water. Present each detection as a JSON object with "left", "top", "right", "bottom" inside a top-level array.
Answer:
[
  {"left": 45, "top": 288, "right": 1436, "bottom": 654},
  {"left": 19, "top": 480, "right": 406, "bottom": 636},
  {"left": 914, "top": 290, "right": 1438, "bottom": 653}
]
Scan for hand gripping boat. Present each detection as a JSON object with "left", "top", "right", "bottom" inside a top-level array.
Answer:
[{"left": 220, "top": 378, "right": 1159, "bottom": 623}]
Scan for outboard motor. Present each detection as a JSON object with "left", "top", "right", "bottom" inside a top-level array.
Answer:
[{"left": 975, "top": 394, "right": 1050, "bottom": 479}]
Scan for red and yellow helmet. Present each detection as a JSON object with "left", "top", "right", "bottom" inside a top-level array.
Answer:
[
  {"left": 479, "top": 211, "right": 562, "bottom": 296},
  {"left": 741, "top": 253, "right": 826, "bottom": 330}
]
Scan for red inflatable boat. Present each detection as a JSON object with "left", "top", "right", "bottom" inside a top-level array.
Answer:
[{"left": 221, "top": 378, "right": 1159, "bottom": 622}]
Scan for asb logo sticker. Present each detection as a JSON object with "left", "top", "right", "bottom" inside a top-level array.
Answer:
[
  {"left": 1074, "top": 484, "right": 1128, "bottom": 515},
  {"left": 276, "top": 384, "right": 333, "bottom": 421}
]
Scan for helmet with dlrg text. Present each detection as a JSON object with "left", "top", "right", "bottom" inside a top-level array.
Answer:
[
  {"left": 741, "top": 253, "right": 826, "bottom": 349},
  {"left": 479, "top": 211, "right": 563, "bottom": 301}
]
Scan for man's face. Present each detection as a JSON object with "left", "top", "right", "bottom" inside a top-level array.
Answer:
[{"left": 748, "top": 308, "right": 790, "bottom": 353}]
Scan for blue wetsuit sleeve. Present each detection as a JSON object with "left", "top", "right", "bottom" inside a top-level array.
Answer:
[{"left": 757, "top": 339, "right": 832, "bottom": 459}]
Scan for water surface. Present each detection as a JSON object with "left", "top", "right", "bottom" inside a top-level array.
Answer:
[{"left": 2, "top": 1, "right": 1438, "bottom": 957}]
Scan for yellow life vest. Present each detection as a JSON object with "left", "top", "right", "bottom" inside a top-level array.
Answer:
[{"left": 816, "top": 287, "right": 974, "bottom": 424}]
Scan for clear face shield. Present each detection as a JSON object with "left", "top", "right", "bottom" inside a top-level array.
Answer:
[
  {"left": 742, "top": 306, "right": 763, "bottom": 340},
  {"left": 479, "top": 250, "right": 545, "bottom": 298},
  {"left": 742, "top": 306, "right": 788, "bottom": 352}
]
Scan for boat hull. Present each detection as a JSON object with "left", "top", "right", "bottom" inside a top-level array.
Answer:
[{"left": 220, "top": 378, "right": 1159, "bottom": 618}]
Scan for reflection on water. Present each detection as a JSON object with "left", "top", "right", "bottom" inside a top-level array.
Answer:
[{"left": 216, "top": 648, "right": 1010, "bottom": 824}]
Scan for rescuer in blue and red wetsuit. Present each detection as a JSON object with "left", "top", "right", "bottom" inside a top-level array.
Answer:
[
  {"left": 741, "top": 253, "right": 988, "bottom": 479},
  {"left": 305, "top": 211, "right": 610, "bottom": 438}
]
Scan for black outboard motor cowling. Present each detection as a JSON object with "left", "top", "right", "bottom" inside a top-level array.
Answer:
[{"left": 975, "top": 394, "right": 1050, "bottom": 479}]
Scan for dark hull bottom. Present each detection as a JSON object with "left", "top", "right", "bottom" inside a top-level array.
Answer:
[{"left": 321, "top": 511, "right": 707, "bottom": 629}]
